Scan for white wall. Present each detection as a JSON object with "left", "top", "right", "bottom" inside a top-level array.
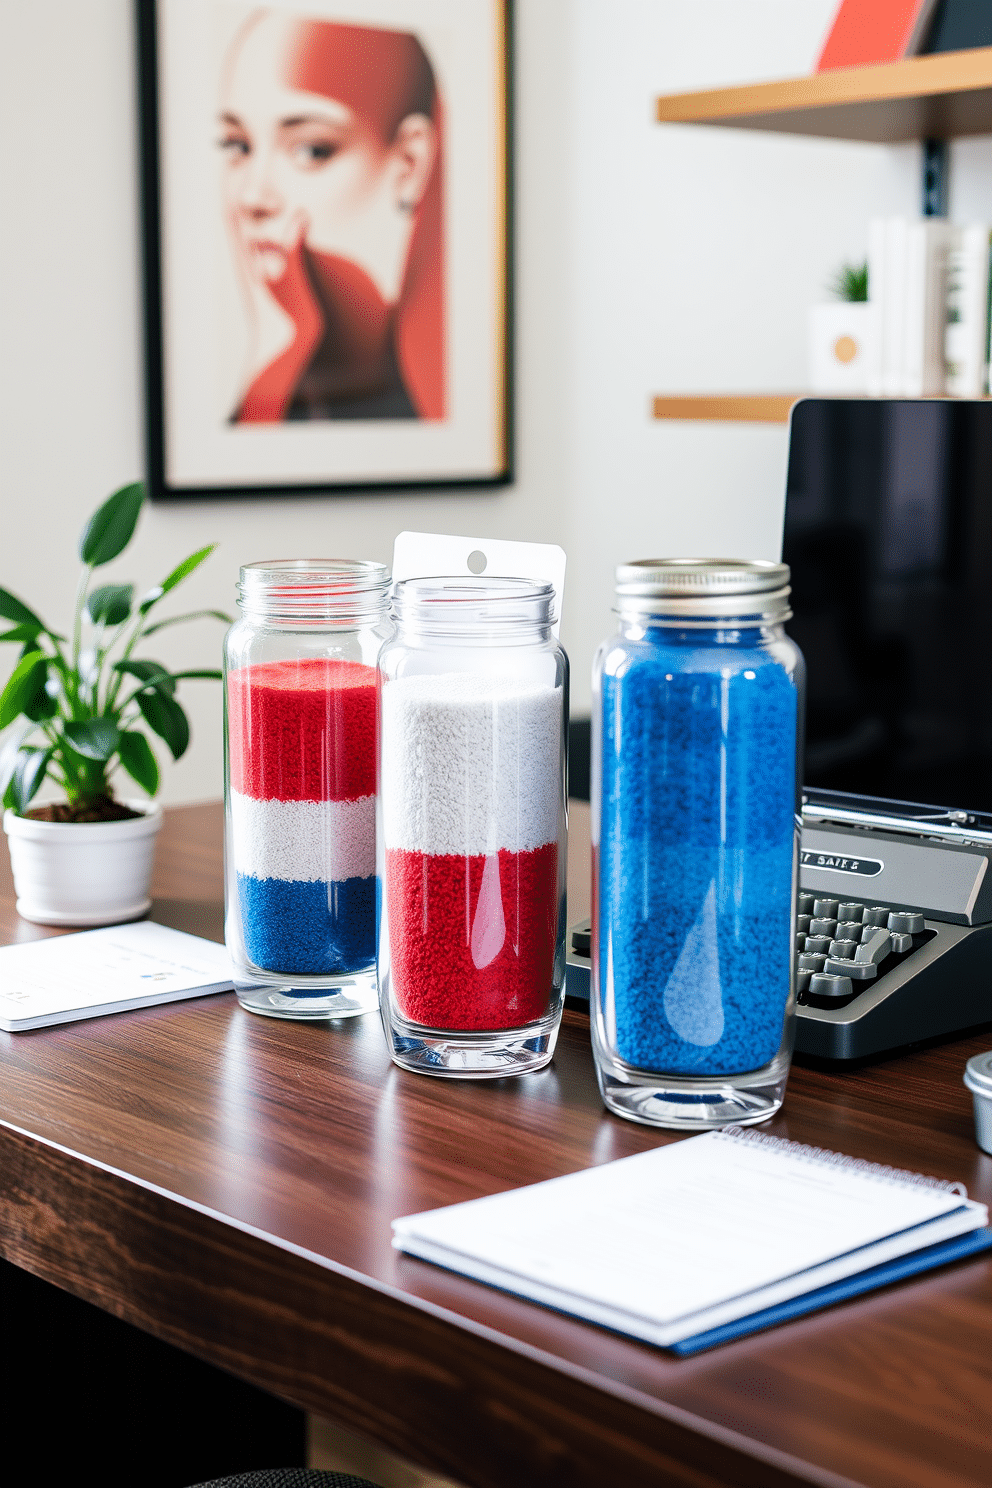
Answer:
[{"left": 3, "top": 0, "right": 991, "bottom": 803}]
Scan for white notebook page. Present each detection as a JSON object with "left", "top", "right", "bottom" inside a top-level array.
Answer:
[
  {"left": 0, "top": 921, "right": 232, "bottom": 1027},
  {"left": 393, "top": 1130, "right": 979, "bottom": 1335}
]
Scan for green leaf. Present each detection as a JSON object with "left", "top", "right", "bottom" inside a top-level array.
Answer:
[
  {"left": 111, "top": 659, "right": 176, "bottom": 695},
  {"left": 0, "top": 653, "right": 48, "bottom": 730},
  {"left": 141, "top": 608, "right": 231, "bottom": 637},
  {"left": 85, "top": 583, "right": 134, "bottom": 627},
  {"left": 63, "top": 717, "right": 121, "bottom": 761},
  {"left": 117, "top": 729, "right": 159, "bottom": 795},
  {"left": 136, "top": 690, "right": 189, "bottom": 760},
  {"left": 139, "top": 544, "right": 217, "bottom": 614},
  {"left": 78, "top": 481, "right": 145, "bottom": 568},
  {"left": 0, "top": 623, "right": 44, "bottom": 644},
  {"left": 162, "top": 544, "right": 217, "bottom": 593},
  {"left": 0, "top": 719, "right": 34, "bottom": 798},
  {"left": 24, "top": 671, "right": 58, "bottom": 723},
  {"left": 170, "top": 669, "right": 223, "bottom": 682},
  {"left": 0, "top": 587, "right": 45, "bottom": 630},
  {"left": 9, "top": 747, "right": 54, "bottom": 813}
]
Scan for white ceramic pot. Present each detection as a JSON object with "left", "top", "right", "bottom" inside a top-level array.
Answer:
[
  {"left": 807, "top": 301, "right": 880, "bottom": 393},
  {"left": 2, "top": 800, "right": 163, "bottom": 926}
]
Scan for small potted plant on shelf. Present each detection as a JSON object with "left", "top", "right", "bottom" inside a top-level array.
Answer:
[
  {"left": 0, "top": 480, "right": 228, "bottom": 926},
  {"left": 808, "top": 258, "right": 879, "bottom": 394}
]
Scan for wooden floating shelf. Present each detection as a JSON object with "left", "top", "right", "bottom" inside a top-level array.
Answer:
[
  {"left": 652, "top": 395, "right": 800, "bottom": 423},
  {"left": 652, "top": 393, "right": 992, "bottom": 423},
  {"left": 655, "top": 47, "right": 992, "bottom": 143}
]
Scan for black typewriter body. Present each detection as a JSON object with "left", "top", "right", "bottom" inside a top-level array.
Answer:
[{"left": 569, "top": 399, "right": 992, "bottom": 1063}]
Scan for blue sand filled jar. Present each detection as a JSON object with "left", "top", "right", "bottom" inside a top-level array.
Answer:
[{"left": 591, "top": 559, "right": 804, "bottom": 1129}]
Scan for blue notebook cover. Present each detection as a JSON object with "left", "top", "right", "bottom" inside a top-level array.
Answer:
[{"left": 670, "top": 1226, "right": 992, "bottom": 1356}]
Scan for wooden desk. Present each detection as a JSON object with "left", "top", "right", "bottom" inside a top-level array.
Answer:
[{"left": 1, "top": 804, "right": 991, "bottom": 1488}]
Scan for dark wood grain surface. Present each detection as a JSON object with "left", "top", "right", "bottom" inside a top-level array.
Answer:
[{"left": 1, "top": 804, "right": 991, "bottom": 1488}]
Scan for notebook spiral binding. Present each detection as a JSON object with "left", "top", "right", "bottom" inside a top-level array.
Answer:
[{"left": 721, "top": 1126, "right": 968, "bottom": 1197}]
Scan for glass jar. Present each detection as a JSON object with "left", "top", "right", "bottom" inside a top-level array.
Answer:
[
  {"left": 591, "top": 559, "right": 804, "bottom": 1128},
  {"left": 377, "top": 577, "right": 568, "bottom": 1077},
  {"left": 224, "top": 559, "right": 392, "bottom": 1019}
]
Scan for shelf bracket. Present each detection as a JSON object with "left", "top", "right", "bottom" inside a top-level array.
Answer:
[{"left": 922, "top": 138, "right": 949, "bottom": 217}]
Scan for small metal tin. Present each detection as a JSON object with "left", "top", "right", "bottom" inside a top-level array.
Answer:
[{"left": 963, "top": 1051, "right": 992, "bottom": 1155}]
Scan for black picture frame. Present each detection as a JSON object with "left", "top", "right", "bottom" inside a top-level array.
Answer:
[{"left": 136, "top": 0, "right": 513, "bottom": 500}]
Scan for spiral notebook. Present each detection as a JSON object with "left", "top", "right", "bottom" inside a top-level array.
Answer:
[{"left": 392, "top": 1127, "right": 992, "bottom": 1355}]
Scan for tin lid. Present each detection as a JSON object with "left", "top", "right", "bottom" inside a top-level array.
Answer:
[
  {"left": 964, "top": 1051, "right": 992, "bottom": 1098},
  {"left": 614, "top": 558, "right": 791, "bottom": 620}
]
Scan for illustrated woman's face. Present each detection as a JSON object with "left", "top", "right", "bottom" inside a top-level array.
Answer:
[{"left": 219, "top": 13, "right": 435, "bottom": 304}]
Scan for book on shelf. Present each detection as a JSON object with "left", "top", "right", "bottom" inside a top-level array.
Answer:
[
  {"left": 816, "top": 0, "right": 941, "bottom": 71},
  {"left": 904, "top": 218, "right": 953, "bottom": 395},
  {"left": 922, "top": 0, "right": 992, "bottom": 54},
  {"left": 392, "top": 1126, "right": 992, "bottom": 1356},
  {"left": 871, "top": 216, "right": 911, "bottom": 394},
  {"left": 945, "top": 224, "right": 992, "bottom": 397},
  {"left": 869, "top": 214, "right": 961, "bottom": 396}
]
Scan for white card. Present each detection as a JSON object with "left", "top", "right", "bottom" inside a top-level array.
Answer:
[{"left": 391, "top": 531, "right": 566, "bottom": 637}]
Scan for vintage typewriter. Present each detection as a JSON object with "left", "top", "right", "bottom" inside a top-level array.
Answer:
[{"left": 567, "top": 399, "right": 992, "bottom": 1062}]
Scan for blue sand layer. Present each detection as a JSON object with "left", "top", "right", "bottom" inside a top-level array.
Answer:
[
  {"left": 237, "top": 873, "right": 375, "bottom": 977},
  {"left": 599, "top": 632, "right": 798, "bottom": 1076}
]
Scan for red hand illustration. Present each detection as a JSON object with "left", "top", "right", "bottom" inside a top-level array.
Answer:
[{"left": 238, "top": 216, "right": 323, "bottom": 423}]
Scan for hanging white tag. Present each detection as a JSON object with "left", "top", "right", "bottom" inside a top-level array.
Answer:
[{"left": 391, "top": 532, "right": 566, "bottom": 637}]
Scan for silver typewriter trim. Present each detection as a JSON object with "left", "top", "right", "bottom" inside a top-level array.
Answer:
[{"left": 801, "top": 801, "right": 992, "bottom": 850}]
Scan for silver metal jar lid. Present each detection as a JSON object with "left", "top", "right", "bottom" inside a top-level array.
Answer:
[
  {"left": 614, "top": 558, "right": 791, "bottom": 620},
  {"left": 964, "top": 1051, "right": 992, "bottom": 1098}
]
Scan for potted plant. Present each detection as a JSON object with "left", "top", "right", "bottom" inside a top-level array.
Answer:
[
  {"left": 0, "top": 480, "right": 228, "bottom": 925},
  {"left": 808, "top": 258, "right": 879, "bottom": 393}
]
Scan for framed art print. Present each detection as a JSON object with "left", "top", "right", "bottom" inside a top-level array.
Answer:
[{"left": 136, "top": 0, "right": 511, "bottom": 498}]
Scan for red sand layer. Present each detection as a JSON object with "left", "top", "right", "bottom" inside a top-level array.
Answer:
[
  {"left": 386, "top": 843, "right": 559, "bottom": 1030},
  {"left": 228, "top": 658, "right": 376, "bottom": 802}
]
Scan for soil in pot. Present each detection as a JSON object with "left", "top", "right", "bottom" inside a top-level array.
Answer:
[{"left": 25, "top": 797, "right": 144, "bottom": 824}]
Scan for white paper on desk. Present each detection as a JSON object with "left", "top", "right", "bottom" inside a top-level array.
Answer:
[
  {"left": 0, "top": 921, "right": 232, "bottom": 1031},
  {"left": 392, "top": 1130, "right": 987, "bottom": 1347}
]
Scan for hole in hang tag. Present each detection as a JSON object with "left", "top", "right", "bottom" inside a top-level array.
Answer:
[
  {"left": 466, "top": 549, "right": 488, "bottom": 574},
  {"left": 471, "top": 852, "right": 506, "bottom": 969},
  {"left": 662, "top": 879, "right": 725, "bottom": 1047}
]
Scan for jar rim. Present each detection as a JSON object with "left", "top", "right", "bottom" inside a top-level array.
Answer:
[
  {"left": 237, "top": 558, "right": 390, "bottom": 620},
  {"left": 240, "top": 558, "right": 390, "bottom": 589},
  {"left": 391, "top": 575, "right": 557, "bottom": 634}
]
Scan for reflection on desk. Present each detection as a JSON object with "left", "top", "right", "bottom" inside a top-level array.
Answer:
[{"left": 1, "top": 802, "right": 991, "bottom": 1488}]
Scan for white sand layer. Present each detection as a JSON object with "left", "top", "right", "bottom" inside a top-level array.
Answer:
[{"left": 381, "top": 673, "right": 562, "bottom": 855}]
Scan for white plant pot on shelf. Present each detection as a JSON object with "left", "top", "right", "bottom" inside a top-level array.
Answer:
[
  {"left": 2, "top": 800, "right": 164, "bottom": 926},
  {"left": 808, "top": 302, "right": 880, "bottom": 393}
]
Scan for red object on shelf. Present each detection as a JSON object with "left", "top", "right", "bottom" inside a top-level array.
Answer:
[{"left": 815, "top": 0, "right": 938, "bottom": 70}]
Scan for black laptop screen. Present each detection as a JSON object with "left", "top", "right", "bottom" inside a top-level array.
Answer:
[{"left": 782, "top": 398, "right": 992, "bottom": 814}]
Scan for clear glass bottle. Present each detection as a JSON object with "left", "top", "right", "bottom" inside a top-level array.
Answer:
[
  {"left": 591, "top": 559, "right": 804, "bottom": 1128},
  {"left": 377, "top": 577, "right": 568, "bottom": 1077},
  {"left": 224, "top": 559, "right": 392, "bottom": 1019}
]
